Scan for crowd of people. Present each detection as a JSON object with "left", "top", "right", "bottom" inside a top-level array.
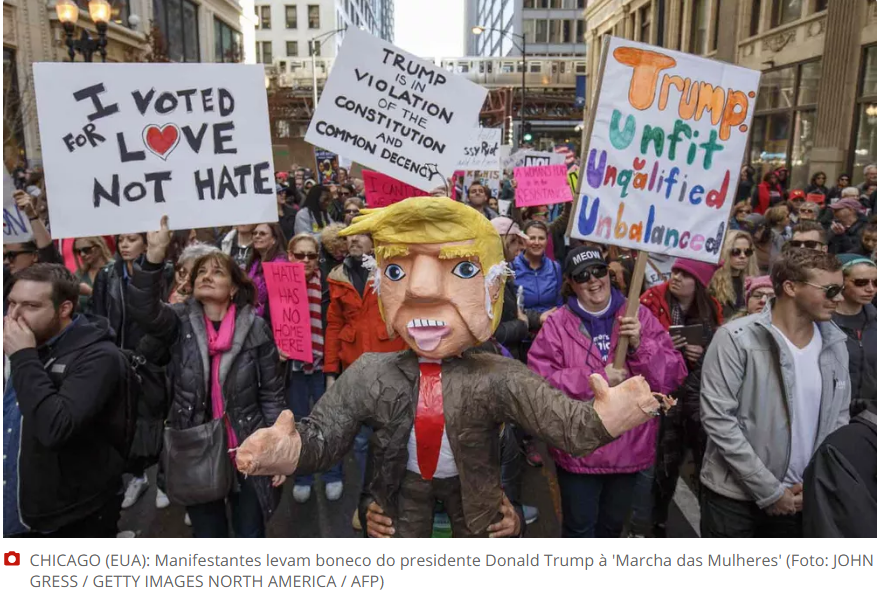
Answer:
[{"left": 3, "top": 159, "right": 876, "bottom": 539}]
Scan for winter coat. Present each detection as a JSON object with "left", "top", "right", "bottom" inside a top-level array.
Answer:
[
  {"left": 752, "top": 182, "right": 783, "bottom": 214},
  {"left": 294, "top": 208, "right": 330, "bottom": 237},
  {"left": 324, "top": 263, "right": 407, "bottom": 375},
  {"left": 828, "top": 215, "right": 868, "bottom": 255},
  {"left": 512, "top": 253, "right": 563, "bottom": 314},
  {"left": 126, "top": 261, "right": 286, "bottom": 522},
  {"left": 527, "top": 303, "right": 687, "bottom": 474},
  {"left": 493, "top": 279, "right": 532, "bottom": 362},
  {"left": 278, "top": 204, "right": 299, "bottom": 243},
  {"left": 699, "top": 304, "right": 850, "bottom": 508},
  {"left": 296, "top": 349, "right": 616, "bottom": 534},
  {"left": 9, "top": 314, "right": 127, "bottom": 532},
  {"left": 833, "top": 304, "right": 877, "bottom": 415}
]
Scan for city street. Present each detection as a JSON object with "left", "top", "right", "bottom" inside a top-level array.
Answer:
[{"left": 119, "top": 443, "right": 699, "bottom": 538}]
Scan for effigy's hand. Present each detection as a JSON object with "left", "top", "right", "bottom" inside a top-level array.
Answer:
[
  {"left": 236, "top": 410, "right": 302, "bottom": 476},
  {"left": 591, "top": 374, "right": 674, "bottom": 437}
]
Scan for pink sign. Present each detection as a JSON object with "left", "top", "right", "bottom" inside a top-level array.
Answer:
[
  {"left": 514, "top": 164, "right": 573, "bottom": 207},
  {"left": 362, "top": 170, "right": 430, "bottom": 208},
  {"left": 263, "top": 262, "right": 313, "bottom": 364}
]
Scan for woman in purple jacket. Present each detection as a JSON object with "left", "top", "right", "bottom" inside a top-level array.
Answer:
[{"left": 528, "top": 246, "right": 687, "bottom": 538}]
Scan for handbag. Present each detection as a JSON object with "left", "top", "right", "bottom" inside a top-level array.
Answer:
[{"left": 161, "top": 417, "right": 234, "bottom": 506}]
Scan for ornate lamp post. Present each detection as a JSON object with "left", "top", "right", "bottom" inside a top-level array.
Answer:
[{"left": 56, "top": 0, "right": 111, "bottom": 62}]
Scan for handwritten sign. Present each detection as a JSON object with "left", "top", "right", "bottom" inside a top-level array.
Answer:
[
  {"left": 463, "top": 170, "right": 501, "bottom": 198},
  {"left": 570, "top": 37, "right": 760, "bottom": 264},
  {"left": 567, "top": 165, "right": 580, "bottom": 196},
  {"left": 305, "top": 28, "right": 487, "bottom": 192},
  {"left": 362, "top": 170, "right": 429, "bottom": 208},
  {"left": 263, "top": 262, "right": 313, "bottom": 363},
  {"left": 502, "top": 149, "right": 565, "bottom": 171},
  {"left": 3, "top": 167, "right": 33, "bottom": 244},
  {"left": 314, "top": 149, "right": 340, "bottom": 184},
  {"left": 514, "top": 165, "right": 572, "bottom": 207},
  {"left": 456, "top": 128, "right": 501, "bottom": 171},
  {"left": 33, "top": 63, "right": 276, "bottom": 239}
]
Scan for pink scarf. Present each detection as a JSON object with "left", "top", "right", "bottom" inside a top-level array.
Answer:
[{"left": 204, "top": 304, "right": 239, "bottom": 457}]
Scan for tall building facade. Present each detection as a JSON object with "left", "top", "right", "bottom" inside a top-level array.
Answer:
[
  {"left": 253, "top": 0, "right": 394, "bottom": 72},
  {"left": 464, "top": 0, "right": 587, "bottom": 57},
  {"left": 583, "top": 0, "right": 877, "bottom": 186},
  {"left": 3, "top": 0, "right": 255, "bottom": 166}
]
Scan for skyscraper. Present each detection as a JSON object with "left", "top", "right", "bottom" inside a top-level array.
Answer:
[{"left": 464, "top": 0, "right": 587, "bottom": 57}]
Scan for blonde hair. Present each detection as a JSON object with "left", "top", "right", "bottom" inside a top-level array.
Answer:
[
  {"left": 319, "top": 223, "right": 347, "bottom": 254},
  {"left": 339, "top": 197, "right": 507, "bottom": 331},
  {"left": 73, "top": 236, "right": 111, "bottom": 272},
  {"left": 765, "top": 204, "right": 789, "bottom": 228},
  {"left": 709, "top": 230, "right": 758, "bottom": 308},
  {"left": 287, "top": 233, "right": 319, "bottom": 254}
]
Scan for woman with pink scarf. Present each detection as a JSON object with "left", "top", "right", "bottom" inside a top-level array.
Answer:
[{"left": 127, "top": 217, "right": 286, "bottom": 538}]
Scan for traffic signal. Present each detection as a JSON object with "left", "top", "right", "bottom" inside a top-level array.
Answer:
[{"left": 522, "top": 122, "right": 533, "bottom": 142}]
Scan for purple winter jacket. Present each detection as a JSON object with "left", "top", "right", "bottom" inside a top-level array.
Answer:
[{"left": 528, "top": 303, "right": 687, "bottom": 474}]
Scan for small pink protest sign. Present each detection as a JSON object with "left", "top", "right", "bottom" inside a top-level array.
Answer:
[
  {"left": 263, "top": 262, "right": 313, "bottom": 363},
  {"left": 514, "top": 164, "right": 573, "bottom": 207},
  {"left": 362, "top": 170, "right": 430, "bottom": 208}
]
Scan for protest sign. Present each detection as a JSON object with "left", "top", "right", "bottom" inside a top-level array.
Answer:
[
  {"left": 362, "top": 169, "right": 429, "bottom": 208},
  {"left": 304, "top": 28, "right": 487, "bottom": 192},
  {"left": 569, "top": 37, "right": 760, "bottom": 264},
  {"left": 33, "top": 63, "right": 276, "bottom": 239},
  {"left": 314, "top": 149, "right": 340, "bottom": 184},
  {"left": 463, "top": 170, "right": 501, "bottom": 198},
  {"left": 514, "top": 165, "right": 572, "bottom": 207},
  {"left": 502, "top": 149, "right": 565, "bottom": 171},
  {"left": 263, "top": 262, "right": 313, "bottom": 364},
  {"left": 567, "top": 165, "right": 580, "bottom": 196},
  {"left": 456, "top": 128, "right": 501, "bottom": 171},
  {"left": 3, "top": 167, "right": 33, "bottom": 244},
  {"left": 498, "top": 200, "right": 512, "bottom": 216}
]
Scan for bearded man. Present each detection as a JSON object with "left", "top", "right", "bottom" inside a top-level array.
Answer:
[{"left": 237, "top": 197, "right": 669, "bottom": 537}]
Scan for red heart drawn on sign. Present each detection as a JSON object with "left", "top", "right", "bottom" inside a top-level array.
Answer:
[{"left": 142, "top": 124, "right": 180, "bottom": 160}]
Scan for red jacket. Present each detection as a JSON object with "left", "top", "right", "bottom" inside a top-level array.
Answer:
[
  {"left": 754, "top": 182, "right": 783, "bottom": 214},
  {"left": 640, "top": 281, "right": 724, "bottom": 330},
  {"left": 324, "top": 264, "right": 407, "bottom": 374}
]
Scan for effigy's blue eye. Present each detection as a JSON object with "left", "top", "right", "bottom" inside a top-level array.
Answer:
[
  {"left": 384, "top": 264, "right": 406, "bottom": 281},
  {"left": 452, "top": 261, "right": 481, "bottom": 279}
]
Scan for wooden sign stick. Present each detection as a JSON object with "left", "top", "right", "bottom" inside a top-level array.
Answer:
[{"left": 612, "top": 250, "right": 649, "bottom": 370}]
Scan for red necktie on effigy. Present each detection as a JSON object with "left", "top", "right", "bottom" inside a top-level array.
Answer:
[{"left": 415, "top": 362, "right": 444, "bottom": 481}]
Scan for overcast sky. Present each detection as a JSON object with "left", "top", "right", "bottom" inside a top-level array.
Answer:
[{"left": 393, "top": 0, "right": 464, "bottom": 58}]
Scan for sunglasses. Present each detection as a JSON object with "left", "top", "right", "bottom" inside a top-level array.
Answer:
[
  {"left": 852, "top": 278, "right": 877, "bottom": 288},
  {"left": 731, "top": 248, "right": 754, "bottom": 257},
  {"left": 789, "top": 240, "right": 824, "bottom": 249},
  {"left": 291, "top": 252, "right": 319, "bottom": 261},
  {"left": 253, "top": 231, "right": 272, "bottom": 238},
  {"left": 802, "top": 281, "right": 843, "bottom": 299},
  {"left": 344, "top": 209, "right": 360, "bottom": 215},
  {"left": 3, "top": 250, "right": 36, "bottom": 262},
  {"left": 571, "top": 265, "right": 609, "bottom": 284},
  {"left": 340, "top": 191, "right": 353, "bottom": 197},
  {"left": 75, "top": 246, "right": 96, "bottom": 256}
]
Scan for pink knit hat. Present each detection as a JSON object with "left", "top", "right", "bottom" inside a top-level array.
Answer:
[
  {"left": 745, "top": 275, "right": 774, "bottom": 300},
  {"left": 671, "top": 258, "right": 720, "bottom": 288}
]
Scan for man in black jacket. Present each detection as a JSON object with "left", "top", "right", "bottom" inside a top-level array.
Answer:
[{"left": 3, "top": 264, "right": 127, "bottom": 537}]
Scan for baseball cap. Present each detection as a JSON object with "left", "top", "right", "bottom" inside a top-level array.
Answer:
[
  {"left": 789, "top": 189, "right": 806, "bottom": 201},
  {"left": 564, "top": 246, "right": 607, "bottom": 277},
  {"left": 828, "top": 197, "right": 865, "bottom": 213},
  {"left": 491, "top": 217, "right": 527, "bottom": 239}
]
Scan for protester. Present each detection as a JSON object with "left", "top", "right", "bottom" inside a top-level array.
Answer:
[
  {"left": 513, "top": 220, "right": 564, "bottom": 320},
  {"left": 528, "top": 246, "right": 686, "bottom": 538},
  {"left": 247, "top": 223, "right": 289, "bottom": 326},
  {"left": 343, "top": 197, "right": 364, "bottom": 226},
  {"left": 766, "top": 204, "right": 792, "bottom": 261},
  {"left": 709, "top": 230, "right": 759, "bottom": 319},
  {"left": 168, "top": 242, "right": 220, "bottom": 305},
  {"left": 337, "top": 167, "right": 349, "bottom": 186},
  {"left": 128, "top": 219, "right": 286, "bottom": 538},
  {"left": 744, "top": 275, "right": 774, "bottom": 316},
  {"left": 774, "top": 167, "right": 790, "bottom": 194},
  {"left": 828, "top": 195, "right": 868, "bottom": 255},
  {"left": 804, "top": 172, "right": 828, "bottom": 197},
  {"left": 277, "top": 185, "right": 299, "bottom": 242},
  {"left": 787, "top": 190, "right": 805, "bottom": 224},
  {"left": 466, "top": 181, "right": 498, "bottom": 220},
  {"left": 856, "top": 224, "right": 877, "bottom": 257},
  {"left": 796, "top": 201, "right": 820, "bottom": 222},
  {"left": 788, "top": 221, "right": 828, "bottom": 252},
  {"left": 858, "top": 164, "right": 877, "bottom": 195},
  {"left": 700, "top": 248, "right": 850, "bottom": 537},
  {"left": 753, "top": 171, "right": 783, "bottom": 214},
  {"left": 220, "top": 224, "right": 256, "bottom": 270},
  {"left": 71, "top": 236, "right": 112, "bottom": 312},
  {"left": 736, "top": 165, "right": 755, "bottom": 204},
  {"left": 640, "top": 258, "right": 721, "bottom": 536},
  {"left": 284, "top": 234, "right": 344, "bottom": 504},
  {"left": 826, "top": 173, "right": 851, "bottom": 205},
  {"left": 4, "top": 264, "right": 129, "bottom": 537},
  {"left": 833, "top": 255, "right": 876, "bottom": 415},
  {"left": 489, "top": 217, "right": 532, "bottom": 360},
  {"left": 729, "top": 201, "right": 753, "bottom": 231},
  {"left": 295, "top": 185, "right": 332, "bottom": 237}
]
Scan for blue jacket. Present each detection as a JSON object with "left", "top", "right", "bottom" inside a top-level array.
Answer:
[{"left": 512, "top": 253, "right": 563, "bottom": 314}]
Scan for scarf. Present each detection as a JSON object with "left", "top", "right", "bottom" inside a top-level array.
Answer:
[
  {"left": 204, "top": 304, "right": 239, "bottom": 459},
  {"left": 303, "top": 272, "right": 324, "bottom": 373}
]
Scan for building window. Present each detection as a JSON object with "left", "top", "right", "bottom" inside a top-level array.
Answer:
[
  {"left": 690, "top": 0, "right": 708, "bottom": 54},
  {"left": 576, "top": 19, "right": 585, "bottom": 42},
  {"left": 639, "top": 4, "right": 651, "bottom": 43},
  {"left": 286, "top": 5, "right": 297, "bottom": 29},
  {"left": 749, "top": 59, "right": 822, "bottom": 187},
  {"left": 257, "top": 6, "right": 271, "bottom": 29},
  {"left": 535, "top": 20, "right": 548, "bottom": 43},
  {"left": 310, "top": 40, "right": 321, "bottom": 57},
  {"left": 308, "top": 5, "right": 320, "bottom": 29},
  {"left": 278, "top": 61, "right": 286, "bottom": 73},
  {"left": 562, "top": 20, "right": 573, "bottom": 44},
  {"left": 815, "top": 0, "right": 828, "bottom": 11},
  {"left": 749, "top": 0, "right": 762, "bottom": 37},
  {"left": 287, "top": 41, "right": 298, "bottom": 56},
  {"left": 851, "top": 45, "right": 877, "bottom": 184},
  {"left": 214, "top": 18, "right": 242, "bottom": 62},
  {"left": 549, "top": 20, "right": 562, "bottom": 44},
  {"left": 258, "top": 41, "right": 273, "bottom": 64},
  {"left": 523, "top": 0, "right": 535, "bottom": 7},
  {"left": 523, "top": 19, "right": 536, "bottom": 44},
  {"left": 771, "top": 0, "right": 802, "bottom": 28},
  {"left": 154, "top": 0, "right": 200, "bottom": 62}
]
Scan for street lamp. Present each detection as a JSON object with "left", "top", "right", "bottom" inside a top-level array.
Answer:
[
  {"left": 309, "top": 27, "right": 347, "bottom": 107},
  {"left": 56, "top": 0, "right": 111, "bottom": 62},
  {"left": 473, "top": 24, "right": 527, "bottom": 146}
]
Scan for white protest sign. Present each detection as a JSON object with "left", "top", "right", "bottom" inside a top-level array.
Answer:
[
  {"left": 502, "top": 149, "right": 564, "bottom": 171},
  {"left": 456, "top": 128, "right": 501, "bottom": 171},
  {"left": 3, "top": 167, "right": 33, "bottom": 244},
  {"left": 33, "top": 63, "right": 276, "bottom": 239},
  {"left": 570, "top": 37, "right": 760, "bottom": 263},
  {"left": 305, "top": 28, "right": 488, "bottom": 191},
  {"left": 463, "top": 170, "right": 501, "bottom": 198}
]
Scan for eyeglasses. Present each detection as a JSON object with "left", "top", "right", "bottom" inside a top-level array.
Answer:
[
  {"left": 344, "top": 209, "right": 360, "bottom": 215},
  {"left": 731, "top": 248, "right": 754, "bottom": 257},
  {"left": 291, "top": 252, "right": 319, "bottom": 261},
  {"left": 852, "top": 278, "right": 878, "bottom": 288},
  {"left": 3, "top": 250, "right": 36, "bottom": 262},
  {"left": 253, "top": 231, "right": 271, "bottom": 238},
  {"left": 340, "top": 191, "right": 353, "bottom": 197},
  {"left": 75, "top": 246, "right": 95, "bottom": 256},
  {"left": 789, "top": 240, "right": 825, "bottom": 249},
  {"left": 749, "top": 290, "right": 773, "bottom": 301},
  {"left": 571, "top": 266, "right": 609, "bottom": 284},
  {"left": 801, "top": 282, "right": 843, "bottom": 299}
]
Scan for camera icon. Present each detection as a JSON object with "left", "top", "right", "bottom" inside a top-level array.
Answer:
[{"left": 4, "top": 551, "right": 21, "bottom": 566}]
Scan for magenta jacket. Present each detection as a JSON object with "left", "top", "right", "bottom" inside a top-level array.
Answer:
[{"left": 528, "top": 303, "right": 687, "bottom": 474}]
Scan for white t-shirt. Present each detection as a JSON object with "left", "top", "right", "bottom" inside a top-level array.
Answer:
[
  {"left": 406, "top": 359, "right": 458, "bottom": 479},
  {"left": 772, "top": 324, "right": 823, "bottom": 486}
]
